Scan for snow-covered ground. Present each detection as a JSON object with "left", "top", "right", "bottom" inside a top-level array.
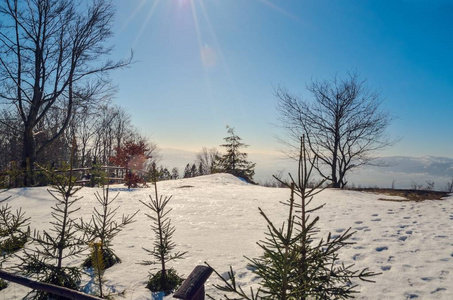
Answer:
[{"left": 1, "top": 174, "right": 452, "bottom": 299}]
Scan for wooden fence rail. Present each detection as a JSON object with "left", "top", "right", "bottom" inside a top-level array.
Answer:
[
  {"left": 0, "top": 270, "right": 103, "bottom": 300},
  {"left": 173, "top": 265, "right": 213, "bottom": 300}
]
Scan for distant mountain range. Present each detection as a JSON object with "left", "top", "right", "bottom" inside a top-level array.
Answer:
[
  {"left": 377, "top": 156, "right": 453, "bottom": 177},
  {"left": 348, "top": 156, "right": 453, "bottom": 190},
  {"left": 160, "top": 148, "right": 453, "bottom": 191}
]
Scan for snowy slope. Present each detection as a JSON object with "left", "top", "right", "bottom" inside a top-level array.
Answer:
[{"left": 1, "top": 174, "right": 452, "bottom": 299}]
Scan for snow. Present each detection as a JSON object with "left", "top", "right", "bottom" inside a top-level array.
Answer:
[{"left": 1, "top": 173, "right": 453, "bottom": 299}]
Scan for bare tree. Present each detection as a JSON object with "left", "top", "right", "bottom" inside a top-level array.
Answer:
[
  {"left": 276, "top": 73, "right": 396, "bottom": 188},
  {"left": 0, "top": 109, "right": 22, "bottom": 169},
  {"left": 71, "top": 105, "right": 100, "bottom": 168},
  {"left": 425, "top": 180, "right": 435, "bottom": 191},
  {"left": 0, "top": 0, "right": 131, "bottom": 185},
  {"left": 91, "top": 104, "right": 130, "bottom": 166},
  {"left": 446, "top": 178, "right": 453, "bottom": 193},
  {"left": 410, "top": 180, "right": 423, "bottom": 191},
  {"left": 195, "top": 147, "right": 219, "bottom": 175}
]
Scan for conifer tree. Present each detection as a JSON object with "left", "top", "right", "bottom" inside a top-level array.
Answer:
[
  {"left": 0, "top": 197, "right": 29, "bottom": 255},
  {"left": 0, "top": 201, "right": 29, "bottom": 290},
  {"left": 0, "top": 191, "right": 27, "bottom": 290},
  {"left": 183, "top": 164, "right": 192, "bottom": 178},
  {"left": 90, "top": 242, "right": 105, "bottom": 298},
  {"left": 159, "top": 167, "right": 171, "bottom": 181},
  {"left": 80, "top": 188, "right": 138, "bottom": 269},
  {"left": 209, "top": 136, "right": 378, "bottom": 299},
  {"left": 140, "top": 165, "right": 187, "bottom": 295},
  {"left": 16, "top": 160, "right": 89, "bottom": 299},
  {"left": 190, "top": 163, "right": 198, "bottom": 178},
  {"left": 171, "top": 167, "right": 179, "bottom": 180},
  {"left": 215, "top": 126, "right": 256, "bottom": 183}
]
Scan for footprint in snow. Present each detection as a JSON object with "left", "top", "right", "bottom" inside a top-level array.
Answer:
[
  {"left": 352, "top": 253, "right": 362, "bottom": 261},
  {"left": 405, "top": 293, "right": 419, "bottom": 299},
  {"left": 399, "top": 236, "right": 408, "bottom": 242},
  {"left": 381, "top": 265, "right": 391, "bottom": 271},
  {"left": 372, "top": 213, "right": 379, "bottom": 217},
  {"left": 403, "top": 216, "right": 411, "bottom": 219},
  {"left": 371, "top": 218, "right": 382, "bottom": 222},
  {"left": 421, "top": 277, "right": 434, "bottom": 282},
  {"left": 435, "top": 235, "right": 447, "bottom": 239},
  {"left": 355, "top": 221, "right": 363, "bottom": 224},
  {"left": 335, "top": 228, "right": 345, "bottom": 233},
  {"left": 406, "top": 230, "right": 413, "bottom": 235},
  {"left": 355, "top": 226, "right": 368, "bottom": 231},
  {"left": 431, "top": 288, "right": 447, "bottom": 294},
  {"left": 376, "top": 246, "right": 388, "bottom": 252}
]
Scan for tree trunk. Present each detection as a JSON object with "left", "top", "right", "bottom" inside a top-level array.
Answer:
[{"left": 21, "top": 124, "right": 36, "bottom": 186}]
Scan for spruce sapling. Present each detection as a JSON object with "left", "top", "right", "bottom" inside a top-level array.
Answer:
[
  {"left": 0, "top": 195, "right": 30, "bottom": 255},
  {"left": 0, "top": 197, "right": 30, "bottom": 290},
  {"left": 15, "top": 149, "right": 89, "bottom": 299},
  {"left": 80, "top": 187, "right": 138, "bottom": 269},
  {"left": 90, "top": 242, "right": 105, "bottom": 298},
  {"left": 209, "top": 136, "right": 379, "bottom": 299},
  {"left": 140, "top": 164, "right": 187, "bottom": 295},
  {"left": 0, "top": 191, "right": 28, "bottom": 290}
]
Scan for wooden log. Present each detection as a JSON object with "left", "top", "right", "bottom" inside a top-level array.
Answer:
[
  {"left": 0, "top": 270, "right": 102, "bottom": 300},
  {"left": 173, "top": 265, "right": 213, "bottom": 300}
]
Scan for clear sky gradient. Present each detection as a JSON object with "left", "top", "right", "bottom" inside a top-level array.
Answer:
[{"left": 108, "top": 0, "right": 453, "bottom": 172}]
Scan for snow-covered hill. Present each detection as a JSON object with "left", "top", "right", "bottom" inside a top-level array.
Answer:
[{"left": 1, "top": 174, "right": 452, "bottom": 299}]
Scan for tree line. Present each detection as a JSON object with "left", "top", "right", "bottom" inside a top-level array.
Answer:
[
  {"left": 0, "top": 102, "right": 158, "bottom": 187},
  {"left": 156, "top": 126, "right": 256, "bottom": 184},
  {"left": 0, "top": 0, "right": 132, "bottom": 186}
]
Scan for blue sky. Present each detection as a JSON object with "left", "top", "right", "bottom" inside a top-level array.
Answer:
[{"left": 108, "top": 0, "right": 453, "bottom": 169}]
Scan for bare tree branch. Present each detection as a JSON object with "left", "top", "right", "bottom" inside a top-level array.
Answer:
[{"left": 276, "top": 72, "right": 397, "bottom": 188}]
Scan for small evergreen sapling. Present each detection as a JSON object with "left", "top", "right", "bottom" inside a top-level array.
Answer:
[
  {"left": 209, "top": 136, "right": 379, "bottom": 299},
  {"left": 90, "top": 242, "right": 106, "bottom": 298},
  {"left": 16, "top": 163, "right": 89, "bottom": 300},
  {"left": 0, "top": 191, "right": 29, "bottom": 290},
  {"left": 80, "top": 187, "right": 138, "bottom": 269},
  {"left": 0, "top": 197, "right": 30, "bottom": 255},
  {"left": 140, "top": 166, "right": 187, "bottom": 295}
]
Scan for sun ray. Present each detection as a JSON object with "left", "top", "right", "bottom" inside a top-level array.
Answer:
[
  {"left": 131, "top": 0, "right": 161, "bottom": 50},
  {"left": 189, "top": 0, "right": 215, "bottom": 104},
  {"left": 257, "top": 0, "right": 302, "bottom": 23},
  {"left": 190, "top": 0, "right": 203, "bottom": 51},
  {"left": 119, "top": 0, "right": 148, "bottom": 33},
  {"left": 198, "top": 0, "right": 244, "bottom": 116}
]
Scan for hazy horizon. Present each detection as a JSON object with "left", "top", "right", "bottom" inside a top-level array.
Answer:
[{"left": 157, "top": 147, "right": 453, "bottom": 190}]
